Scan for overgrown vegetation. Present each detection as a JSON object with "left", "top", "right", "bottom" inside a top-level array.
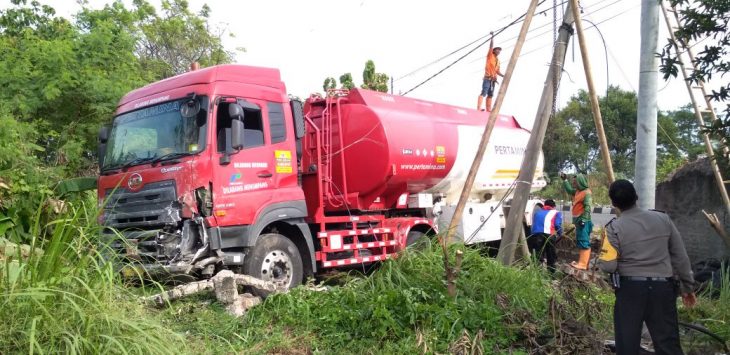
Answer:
[
  {"left": 2, "top": 202, "right": 729, "bottom": 353},
  {"left": 544, "top": 87, "right": 701, "bottom": 183},
  {"left": 0, "top": 199, "right": 184, "bottom": 354},
  {"left": 659, "top": 0, "right": 729, "bottom": 171},
  {"left": 144, "top": 245, "right": 617, "bottom": 354}
]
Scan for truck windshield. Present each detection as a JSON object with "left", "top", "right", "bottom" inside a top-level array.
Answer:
[{"left": 102, "top": 98, "right": 205, "bottom": 170}]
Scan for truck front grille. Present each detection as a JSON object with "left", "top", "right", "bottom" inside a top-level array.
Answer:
[{"left": 103, "top": 180, "right": 179, "bottom": 230}]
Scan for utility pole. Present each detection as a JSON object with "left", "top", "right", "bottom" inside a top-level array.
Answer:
[
  {"left": 497, "top": 2, "right": 575, "bottom": 266},
  {"left": 442, "top": 0, "right": 539, "bottom": 296},
  {"left": 635, "top": 0, "right": 660, "bottom": 209},
  {"left": 570, "top": 0, "right": 615, "bottom": 183}
]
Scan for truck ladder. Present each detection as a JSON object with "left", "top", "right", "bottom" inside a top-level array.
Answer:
[
  {"left": 319, "top": 91, "right": 350, "bottom": 208},
  {"left": 661, "top": 1, "right": 730, "bottom": 217}
]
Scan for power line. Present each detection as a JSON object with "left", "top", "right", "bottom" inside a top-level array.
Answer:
[
  {"left": 465, "top": 0, "right": 625, "bottom": 66},
  {"left": 394, "top": 34, "right": 495, "bottom": 82},
  {"left": 452, "top": 1, "right": 633, "bottom": 79},
  {"left": 400, "top": 0, "right": 629, "bottom": 95},
  {"left": 395, "top": 0, "right": 618, "bottom": 84},
  {"left": 401, "top": 0, "right": 549, "bottom": 96}
]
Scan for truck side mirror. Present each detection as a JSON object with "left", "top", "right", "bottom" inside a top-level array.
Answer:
[
  {"left": 229, "top": 103, "right": 245, "bottom": 150},
  {"left": 98, "top": 126, "right": 109, "bottom": 167},
  {"left": 290, "top": 99, "right": 305, "bottom": 139},
  {"left": 98, "top": 126, "right": 109, "bottom": 143},
  {"left": 231, "top": 119, "right": 244, "bottom": 150}
]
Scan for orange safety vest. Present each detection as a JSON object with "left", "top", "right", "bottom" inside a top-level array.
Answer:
[{"left": 571, "top": 188, "right": 591, "bottom": 217}]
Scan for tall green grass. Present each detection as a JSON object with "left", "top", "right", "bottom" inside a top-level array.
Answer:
[
  {"left": 682, "top": 266, "right": 730, "bottom": 344},
  {"left": 0, "top": 199, "right": 184, "bottom": 354},
  {"left": 236, "top": 245, "right": 592, "bottom": 354}
]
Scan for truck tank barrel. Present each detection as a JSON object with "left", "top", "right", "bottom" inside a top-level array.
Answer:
[{"left": 304, "top": 89, "right": 545, "bottom": 211}]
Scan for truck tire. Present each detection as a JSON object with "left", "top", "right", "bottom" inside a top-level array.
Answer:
[
  {"left": 243, "top": 233, "right": 303, "bottom": 297},
  {"left": 406, "top": 230, "right": 430, "bottom": 250}
]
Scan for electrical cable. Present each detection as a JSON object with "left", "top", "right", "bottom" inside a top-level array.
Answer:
[
  {"left": 394, "top": 0, "right": 574, "bottom": 83},
  {"left": 416, "top": 0, "right": 627, "bottom": 90},
  {"left": 450, "top": 0, "right": 631, "bottom": 83},
  {"left": 395, "top": 0, "right": 619, "bottom": 84},
  {"left": 462, "top": 0, "right": 622, "bottom": 66},
  {"left": 401, "top": 0, "right": 550, "bottom": 96},
  {"left": 580, "top": 18, "right": 610, "bottom": 97},
  {"left": 463, "top": 180, "right": 519, "bottom": 245}
]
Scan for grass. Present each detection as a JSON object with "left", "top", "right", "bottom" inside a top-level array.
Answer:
[
  {"left": 679, "top": 267, "right": 730, "bottom": 351},
  {"left": 151, "top": 245, "right": 615, "bottom": 354},
  {"left": 3, "top": 199, "right": 727, "bottom": 354},
  {"left": 0, "top": 199, "right": 184, "bottom": 354}
]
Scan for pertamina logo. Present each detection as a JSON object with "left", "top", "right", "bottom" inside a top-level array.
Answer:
[
  {"left": 230, "top": 173, "right": 242, "bottom": 184},
  {"left": 435, "top": 145, "right": 446, "bottom": 163}
]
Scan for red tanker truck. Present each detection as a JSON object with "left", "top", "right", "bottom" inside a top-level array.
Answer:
[{"left": 97, "top": 64, "right": 545, "bottom": 290}]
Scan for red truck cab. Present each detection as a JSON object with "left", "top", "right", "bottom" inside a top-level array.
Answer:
[{"left": 98, "top": 65, "right": 318, "bottom": 287}]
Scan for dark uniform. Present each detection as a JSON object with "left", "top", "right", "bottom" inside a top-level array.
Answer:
[{"left": 598, "top": 207, "right": 694, "bottom": 355}]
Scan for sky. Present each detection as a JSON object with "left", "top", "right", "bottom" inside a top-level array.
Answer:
[{"left": 9, "top": 0, "right": 717, "bottom": 128}]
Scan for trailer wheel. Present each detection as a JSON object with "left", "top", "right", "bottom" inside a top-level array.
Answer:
[
  {"left": 406, "top": 230, "right": 430, "bottom": 250},
  {"left": 243, "top": 233, "right": 303, "bottom": 297}
]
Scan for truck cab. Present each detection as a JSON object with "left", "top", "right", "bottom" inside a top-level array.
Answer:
[{"left": 98, "top": 65, "right": 314, "bottom": 290}]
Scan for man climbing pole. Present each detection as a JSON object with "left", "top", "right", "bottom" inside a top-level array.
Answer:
[
  {"left": 477, "top": 32, "right": 504, "bottom": 111},
  {"left": 560, "top": 172, "right": 593, "bottom": 270}
]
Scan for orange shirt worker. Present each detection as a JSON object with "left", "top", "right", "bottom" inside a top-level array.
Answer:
[{"left": 477, "top": 33, "right": 504, "bottom": 111}]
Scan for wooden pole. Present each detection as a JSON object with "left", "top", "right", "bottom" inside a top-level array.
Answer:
[
  {"left": 443, "top": 0, "right": 539, "bottom": 297},
  {"left": 702, "top": 210, "right": 730, "bottom": 249},
  {"left": 660, "top": 2, "right": 730, "bottom": 218},
  {"left": 498, "top": 2, "right": 576, "bottom": 266},
  {"left": 572, "top": 0, "right": 618, "bottom": 275},
  {"left": 570, "top": 0, "right": 615, "bottom": 184}
]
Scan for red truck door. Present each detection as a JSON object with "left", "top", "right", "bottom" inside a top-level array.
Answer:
[{"left": 212, "top": 98, "right": 277, "bottom": 225}]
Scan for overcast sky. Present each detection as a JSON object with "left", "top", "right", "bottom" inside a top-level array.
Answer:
[{"left": 13, "top": 0, "right": 717, "bottom": 128}]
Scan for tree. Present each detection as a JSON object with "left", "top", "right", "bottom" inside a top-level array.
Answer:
[
  {"left": 339, "top": 73, "right": 354, "bottom": 90},
  {"left": 323, "top": 77, "right": 336, "bottom": 92},
  {"left": 659, "top": 0, "right": 729, "bottom": 169},
  {"left": 361, "top": 60, "right": 389, "bottom": 92},
  {"left": 321, "top": 60, "right": 389, "bottom": 93},
  {"left": 543, "top": 86, "right": 696, "bottom": 181},
  {"left": 0, "top": 0, "right": 234, "bottom": 175},
  {"left": 544, "top": 87, "right": 638, "bottom": 177},
  {"left": 134, "top": 0, "right": 236, "bottom": 79},
  {"left": 666, "top": 105, "right": 703, "bottom": 160}
]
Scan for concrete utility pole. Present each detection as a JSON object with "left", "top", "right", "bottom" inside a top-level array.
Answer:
[
  {"left": 497, "top": 2, "right": 575, "bottom": 266},
  {"left": 635, "top": 0, "right": 660, "bottom": 209},
  {"left": 570, "top": 0, "right": 615, "bottom": 183}
]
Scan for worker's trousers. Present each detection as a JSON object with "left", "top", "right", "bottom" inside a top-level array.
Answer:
[
  {"left": 527, "top": 233, "right": 557, "bottom": 273},
  {"left": 614, "top": 279, "right": 683, "bottom": 355}
]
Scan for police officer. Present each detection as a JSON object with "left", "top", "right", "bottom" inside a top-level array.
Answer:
[{"left": 598, "top": 179, "right": 696, "bottom": 355}]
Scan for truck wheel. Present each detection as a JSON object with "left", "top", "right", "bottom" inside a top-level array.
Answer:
[
  {"left": 406, "top": 230, "right": 430, "bottom": 250},
  {"left": 243, "top": 233, "right": 303, "bottom": 297}
]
